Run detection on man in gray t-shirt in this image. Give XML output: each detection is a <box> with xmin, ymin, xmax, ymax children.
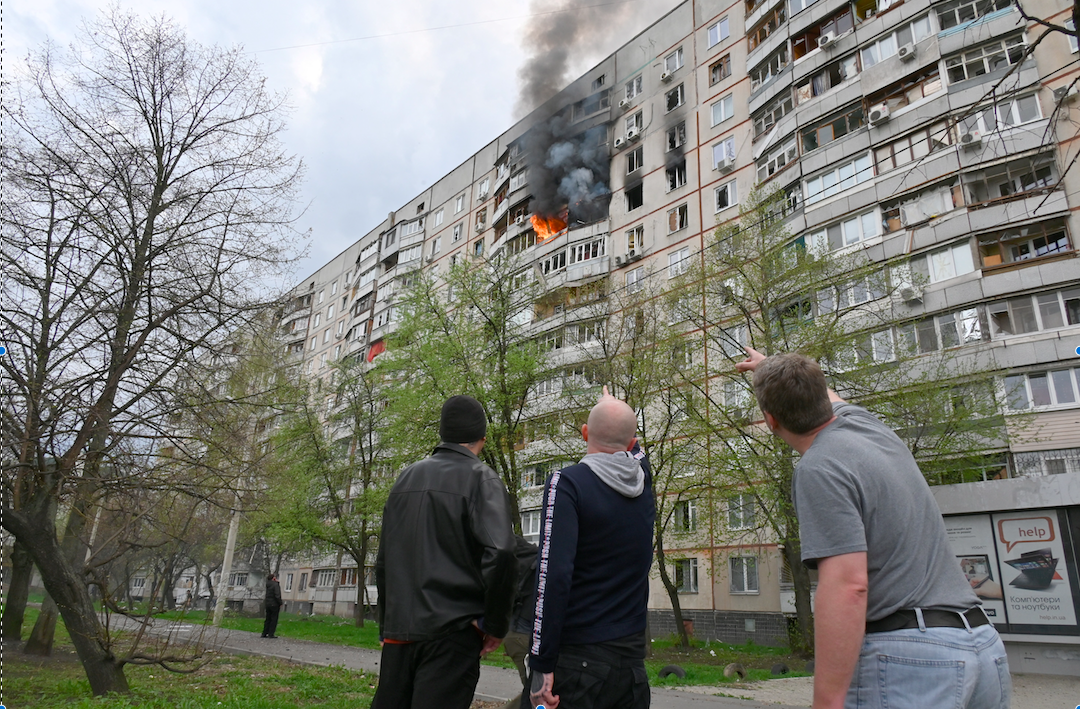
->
<box><xmin>738</xmin><ymin>348</ymin><xmax>1010</xmax><ymax>709</ymax></box>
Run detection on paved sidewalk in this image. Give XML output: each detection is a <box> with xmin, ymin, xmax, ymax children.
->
<box><xmin>152</xmin><ymin>620</ymin><xmax>791</xmax><ymax>709</ymax></box>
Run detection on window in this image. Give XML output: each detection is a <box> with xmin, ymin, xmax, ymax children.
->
<box><xmin>749</xmin><ymin>7</ymin><xmax>786</xmax><ymax>51</ymax></box>
<box><xmin>400</xmin><ymin>218</ymin><xmax>424</xmax><ymax>236</ymax></box>
<box><xmin>789</xmin><ymin>0</ymin><xmax>821</xmax><ymax>16</ymax></box>
<box><xmin>521</xmin><ymin>510</ymin><xmax>542</xmax><ymax>544</ymax></box>
<box><xmin>918</xmin><ymin>240</ymin><xmax>976</xmax><ymax>283</ymax></box>
<box><xmin>1068</xmin><ymin>19</ymin><xmax>1079</xmax><ymax>52</ymax></box>
<box><xmin>750</xmin><ymin>46</ymin><xmax>790</xmax><ymax>92</ymax></box>
<box><xmin>718</xmin><ymin>324</ymin><xmax>748</xmax><ymax>358</ymax></box>
<box><xmin>898</xmin><ymin>308</ymin><xmax>984</xmax><ymax>353</ymax></box>
<box><xmin>708</xmin><ymin>17</ymin><xmax>730</xmax><ymax>47</ymax></box>
<box><xmin>665</xmin><ymin>48</ymin><xmax>684</xmax><ymax>73</ymax></box>
<box><xmin>454</xmin><ymin>194</ymin><xmax>465</xmax><ymax>213</ymax></box>
<box><xmin>666</xmin><ymin>161</ymin><xmax>687</xmax><ymax>191</ymax></box>
<box><xmin>331</xmin><ymin>281</ymin><xmax>338</xmax><ymax>296</ymax></box>
<box><xmin>132</xmin><ymin>577</ymin><xmax>146</xmax><ymax>589</ymax></box>
<box><xmin>284</xmin><ymin>573</ymin><xmax>293</xmax><ymax>591</ymax></box>
<box><xmin>400</xmin><ymin>244</ymin><xmax>422</xmax><ymax>263</ymax></box>
<box><xmin>310</xmin><ymin>336</ymin><xmax>317</xmax><ymax>351</ymax></box>
<box><xmin>229</xmin><ymin>572</ymin><xmax>249</xmax><ymax>587</ymax></box>
<box><xmin>327</xmin><ymin>304</ymin><xmax>334</xmax><ymax>320</ymax></box>
<box><xmin>625</xmin><ymin>111</ymin><xmax>643</xmax><ymax>133</ymax></box>
<box><xmin>867</xmin><ymin>68</ymin><xmax>943</xmax><ymax>113</ymax></box>
<box><xmin>668</xmin><ymin>204</ymin><xmax>689</xmax><ymax>233</ymax></box>
<box><xmin>801</xmin><ymin>105</ymin><xmax>864</xmax><ymax>153</ymax></box>
<box><xmin>627</xmin><ymin>146</ymin><xmax>643</xmax><ymax>173</ymax></box>
<box><xmin>1006</xmin><ymin>367</ymin><xmax>1080</xmax><ymax>410</ymax></box>
<box><xmin>666</xmin><ymin>123</ymin><xmax>686</xmax><ymax>152</ymax></box>
<box><xmin>874</xmin><ymin>122</ymin><xmax>952</xmax><ymax>174</ymax></box>
<box><xmin>569</xmin><ymin>237</ymin><xmax>606</xmax><ymax>263</ymax></box>
<box><xmin>935</xmin><ymin>0</ymin><xmax>1013</xmax><ymax>30</ymax></box>
<box><xmin>510</xmin><ymin>171</ymin><xmax>528</xmax><ymax>191</ymax></box>
<box><xmin>318</xmin><ymin>290</ymin><xmax>325</xmax><ymax>304</ymax></box>
<box><xmin>313</xmin><ymin>313</ymin><xmax>321</xmax><ymax>328</ymax></box>
<box><xmin>711</xmin><ymin>94</ymin><xmax>735</xmax><ymax>126</ymax></box>
<box><xmin>796</xmin><ymin>55</ymin><xmax>858</xmax><ymax>104</ymax></box>
<box><xmin>673</xmin><ymin>499</ymin><xmax>698</xmax><ymax>532</ymax></box>
<box><xmin>571</xmin><ymin>88</ymin><xmax>613</xmax><ymax>120</ymax></box>
<box><xmin>431</xmin><ymin>236</ymin><xmax>442</xmax><ymax>255</ymax></box>
<box><xmin>568</xmin><ymin>321</ymin><xmax>602</xmax><ymax>344</ymax></box>
<box><xmin>793</xmin><ymin>8</ymin><xmax>854</xmax><ymax>59</ymax></box>
<box><xmin>730</xmin><ymin>556</ymin><xmax>759</xmax><ymax>593</ymax></box>
<box><xmin>674</xmin><ymin>558</ymin><xmax>699</xmax><ymax>593</ymax></box>
<box><xmin>337</xmin><ymin>320</ymin><xmax>345</xmax><ymax>335</ymax></box>
<box><xmin>804</xmin><ymin>153</ymin><xmax>873</xmax><ymax>204</ymax></box>
<box><xmin>753</xmin><ymin>91</ymin><xmax>795</xmax><ymax>137</ymax></box>
<box><xmin>715</xmin><ymin>180</ymin><xmax>738</xmax><ymax>212</ymax></box>
<box><xmin>323</xmin><ymin>329</ymin><xmax>331</xmax><ymax>344</ymax></box>
<box><xmin>313</xmin><ymin>569</ymin><xmax>335</xmax><ymax>587</ymax></box>
<box><xmin>668</xmin><ymin>247</ymin><xmax>690</xmax><ymax>277</ymax></box>
<box><xmin>478</xmin><ymin>178</ymin><xmax>490</xmax><ymax>199</ymax></box>
<box><xmin>299</xmin><ymin>572</ymin><xmax>308</xmax><ymax>591</ymax></box>
<box><xmin>946</xmin><ymin>35</ymin><xmax>1026</xmax><ymax>83</ymax></box>
<box><xmin>885</xmin><ymin>181</ymin><xmax>965</xmax><ymax>229</ymax></box>
<box><xmin>453</xmin><ymin>223</ymin><xmax>462</xmax><ymax>242</ymax></box>
<box><xmin>626</xmin><ymin>183</ymin><xmax>644</xmax><ymax>211</ymax></box>
<box><xmin>625</xmin><ymin>75</ymin><xmax>643</xmax><ymax>99</ymax></box>
<box><xmin>728</xmin><ymin>492</ymin><xmax>756</xmax><ymax>529</ymax></box>
<box><xmin>710</xmin><ymin>55</ymin><xmax>732</xmax><ymax>85</ymax></box>
<box><xmin>712</xmin><ymin>137</ymin><xmax>735</xmax><ymax>169</ymax></box>
<box><xmin>592</xmin><ymin>75</ymin><xmax>605</xmax><ymax>90</ymax></box>
<box><xmin>474</xmin><ymin>239</ymin><xmax>484</xmax><ymax>257</ymax></box>
<box><xmin>964</xmin><ymin>154</ymin><xmax>1054</xmax><ymax>204</ymax></box>
<box><xmin>959</xmin><ymin>94</ymin><xmax>1041</xmax><ymax>136</ymax></box>
<box><xmin>806</xmin><ymin>210</ymin><xmax>878</xmax><ymax>251</ymax></box>
<box><xmin>978</xmin><ymin>219</ymin><xmax>1071</xmax><ymax>267</ymax></box>
<box><xmin>360</xmin><ymin>241</ymin><xmax>378</xmax><ymax>262</ymax></box>
<box><xmin>541</xmin><ymin>250</ymin><xmax>567</xmax><ymax>274</ymax></box>
<box><xmin>861</xmin><ymin>16</ymin><xmax>933</xmax><ymax>69</ymax></box>
<box><xmin>665</xmin><ymin>84</ymin><xmax>685</xmax><ymax>112</ymax></box>
<box><xmin>989</xmin><ymin>288</ymin><xmax>1080</xmax><ymax>336</ymax></box>
<box><xmin>757</xmin><ymin>138</ymin><xmax>797</xmax><ymax>182</ymax></box>
<box><xmin>626</xmin><ymin>225</ymin><xmax>644</xmax><ymax>252</ymax></box>
<box><xmin>434</xmin><ymin>209</ymin><xmax>444</xmax><ymax>227</ymax></box>
<box><xmin>626</xmin><ymin>267</ymin><xmax>644</xmax><ymax>293</ymax></box>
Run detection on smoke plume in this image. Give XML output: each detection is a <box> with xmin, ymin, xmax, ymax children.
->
<box><xmin>524</xmin><ymin>115</ymin><xmax>611</xmax><ymax>224</ymax></box>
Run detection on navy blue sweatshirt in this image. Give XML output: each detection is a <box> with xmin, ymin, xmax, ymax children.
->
<box><xmin>529</xmin><ymin>449</ymin><xmax>655</xmax><ymax>673</ymax></box>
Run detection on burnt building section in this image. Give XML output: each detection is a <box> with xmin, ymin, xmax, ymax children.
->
<box><xmin>270</xmin><ymin>0</ymin><xmax>1079</xmax><ymax>674</ymax></box>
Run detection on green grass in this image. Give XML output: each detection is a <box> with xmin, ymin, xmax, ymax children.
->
<box><xmin>155</xmin><ymin>609</ymin><xmax>384</xmax><ymax>647</ymax></box>
<box><xmin>646</xmin><ymin>636</ymin><xmax>811</xmax><ymax>687</ymax></box>
<box><xmin>3</xmin><ymin>610</ymin><xmax>378</xmax><ymax>708</ymax></box>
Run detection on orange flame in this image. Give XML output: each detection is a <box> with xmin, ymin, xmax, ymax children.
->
<box><xmin>531</xmin><ymin>214</ymin><xmax>567</xmax><ymax>242</ymax></box>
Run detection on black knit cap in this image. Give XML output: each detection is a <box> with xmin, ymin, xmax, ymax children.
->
<box><xmin>439</xmin><ymin>395</ymin><xmax>488</xmax><ymax>444</ymax></box>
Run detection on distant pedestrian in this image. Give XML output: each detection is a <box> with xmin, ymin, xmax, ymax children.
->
<box><xmin>372</xmin><ymin>395</ymin><xmax>517</xmax><ymax>709</ymax></box>
<box><xmin>262</xmin><ymin>573</ymin><xmax>282</xmax><ymax>638</ymax></box>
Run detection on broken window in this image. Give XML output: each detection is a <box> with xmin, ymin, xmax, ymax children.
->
<box><xmin>805</xmin><ymin>210</ymin><xmax>878</xmax><ymax>251</ymax></box>
<box><xmin>568</xmin><ymin>237</ymin><xmax>606</xmax><ymax>263</ymax></box>
<box><xmin>964</xmin><ymin>153</ymin><xmax>1055</xmax><ymax>204</ymax></box>
<box><xmin>749</xmin><ymin>6</ymin><xmax>786</xmax><ymax>51</ymax></box>
<box><xmin>959</xmin><ymin>94</ymin><xmax>1041</xmax><ymax>135</ymax></box>
<box><xmin>946</xmin><ymin>34</ymin><xmax>1026</xmax><ymax>83</ymax></box>
<box><xmin>666</xmin><ymin>122</ymin><xmax>686</xmax><ymax>152</ymax></box>
<box><xmin>936</xmin><ymin>0</ymin><xmax>1013</xmax><ymax>31</ymax></box>
<box><xmin>911</xmin><ymin>239</ymin><xmax>975</xmax><ymax>283</ymax></box>
<box><xmin>625</xmin><ymin>111</ymin><xmax>643</xmax><ymax>133</ymax></box>
<box><xmin>861</xmin><ymin>15</ymin><xmax>933</xmax><ymax>68</ymax></box>
<box><xmin>665</xmin><ymin>84</ymin><xmax>685</xmax><ymax>112</ymax></box>
<box><xmin>715</xmin><ymin>180</ymin><xmax>738</xmax><ymax>212</ymax></box>
<box><xmin>874</xmin><ymin>121</ymin><xmax>953</xmax><ymax>173</ymax></box>
<box><xmin>795</xmin><ymin>54</ymin><xmax>858</xmax><ymax>104</ymax></box>
<box><xmin>977</xmin><ymin>219</ymin><xmax>1071</xmax><ymax>267</ymax></box>
<box><xmin>712</xmin><ymin>137</ymin><xmax>735</xmax><ymax>169</ymax></box>
<box><xmin>866</xmin><ymin>68</ymin><xmax>943</xmax><ymax>113</ymax></box>
<box><xmin>666</xmin><ymin>161</ymin><xmax>687</xmax><ymax>191</ymax></box>
<box><xmin>792</xmin><ymin>7</ymin><xmax>853</xmax><ymax>59</ymax></box>
<box><xmin>988</xmin><ymin>288</ymin><xmax>1080</xmax><ymax>336</ymax></box>
<box><xmin>801</xmin><ymin>104</ymin><xmax>864</xmax><ymax>153</ymax></box>
<box><xmin>626</xmin><ymin>225</ymin><xmax>644</xmax><ymax>252</ymax></box>
<box><xmin>757</xmin><ymin>138</ymin><xmax>798</xmax><ymax>183</ymax></box>
<box><xmin>626</xmin><ymin>183</ymin><xmax>644</xmax><ymax>211</ymax></box>
<box><xmin>710</xmin><ymin>55</ymin><xmax>732</xmax><ymax>85</ymax></box>
<box><xmin>625</xmin><ymin>75</ymin><xmax>643</xmax><ymax>99</ymax></box>
<box><xmin>804</xmin><ymin>153</ymin><xmax>873</xmax><ymax>204</ymax></box>
<box><xmin>665</xmin><ymin>48</ymin><xmax>684</xmax><ymax>73</ymax></box>
<box><xmin>668</xmin><ymin>204</ymin><xmax>689</xmax><ymax>233</ymax></box>
<box><xmin>752</xmin><ymin>91</ymin><xmax>794</xmax><ymax>138</ymax></box>
<box><xmin>750</xmin><ymin>45</ymin><xmax>790</xmax><ymax>92</ymax></box>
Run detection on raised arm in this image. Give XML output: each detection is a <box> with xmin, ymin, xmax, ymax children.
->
<box><xmin>735</xmin><ymin>347</ymin><xmax>845</xmax><ymax>403</ymax></box>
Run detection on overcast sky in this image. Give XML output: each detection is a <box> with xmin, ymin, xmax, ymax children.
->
<box><xmin>9</xmin><ymin>0</ymin><xmax>679</xmax><ymax>285</ymax></box>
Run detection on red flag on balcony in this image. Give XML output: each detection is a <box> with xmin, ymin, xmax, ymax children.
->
<box><xmin>367</xmin><ymin>340</ymin><xmax>386</xmax><ymax>362</ymax></box>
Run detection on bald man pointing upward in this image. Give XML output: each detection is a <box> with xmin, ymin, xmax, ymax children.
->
<box><xmin>529</xmin><ymin>388</ymin><xmax>656</xmax><ymax>709</ymax></box>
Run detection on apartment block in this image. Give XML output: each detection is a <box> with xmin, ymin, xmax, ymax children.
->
<box><xmin>273</xmin><ymin>0</ymin><xmax>1080</xmax><ymax>672</ymax></box>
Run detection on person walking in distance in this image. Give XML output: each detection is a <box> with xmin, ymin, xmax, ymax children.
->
<box><xmin>529</xmin><ymin>387</ymin><xmax>655</xmax><ymax>709</ymax></box>
<box><xmin>737</xmin><ymin>347</ymin><xmax>1010</xmax><ymax>709</ymax></box>
<box><xmin>372</xmin><ymin>395</ymin><xmax>518</xmax><ymax>709</ymax></box>
<box><xmin>262</xmin><ymin>573</ymin><xmax>282</xmax><ymax>638</ymax></box>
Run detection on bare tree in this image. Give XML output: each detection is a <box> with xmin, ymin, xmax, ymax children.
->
<box><xmin>1</xmin><ymin>9</ymin><xmax>303</xmax><ymax>695</ymax></box>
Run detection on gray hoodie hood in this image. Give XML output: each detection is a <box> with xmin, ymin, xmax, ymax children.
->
<box><xmin>581</xmin><ymin>451</ymin><xmax>645</xmax><ymax>498</ymax></box>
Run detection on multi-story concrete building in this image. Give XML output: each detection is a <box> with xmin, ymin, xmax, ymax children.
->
<box><xmin>270</xmin><ymin>0</ymin><xmax>1080</xmax><ymax>674</ymax></box>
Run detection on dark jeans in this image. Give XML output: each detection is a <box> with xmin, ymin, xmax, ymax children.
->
<box><xmin>262</xmin><ymin>606</ymin><xmax>279</xmax><ymax>637</ymax></box>
<box><xmin>550</xmin><ymin>642</ymin><xmax>650</xmax><ymax>709</ymax></box>
<box><xmin>371</xmin><ymin>626</ymin><xmax>483</xmax><ymax>709</ymax></box>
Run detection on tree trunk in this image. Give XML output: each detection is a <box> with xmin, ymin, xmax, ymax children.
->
<box><xmin>24</xmin><ymin>594</ymin><xmax>58</xmax><ymax>655</ymax></box>
<box><xmin>784</xmin><ymin>536</ymin><xmax>815</xmax><ymax>657</ymax></box>
<box><xmin>2</xmin><ymin>541</ymin><xmax>34</xmax><ymax>640</ymax></box>
<box><xmin>654</xmin><ymin>539</ymin><xmax>690</xmax><ymax>649</ymax></box>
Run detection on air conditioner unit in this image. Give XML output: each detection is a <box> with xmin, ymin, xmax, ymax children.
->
<box><xmin>515</xmin><ymin>215</ymin><xmax>525</xmax><ymax>225</ymax></box>
<box><xmin>714</xmin><ymin>156</ymin><xmax>733</xmax><ymax>172</ymax></box>
<box><xmin>818</xmin><ymin>32</ymin><xmax>837</xmax><ymax>49</ymax></box>
<box><xmin>959</xmin><ymin>130</ymin><xmax>982</xmax><ymax>148</ymax></box>
<box><xmin>626</xmin><ymin>127</ymin><xmax>641</xmax><ymax>141</ymax></box>
<box><xmin>619</xmin><ymin>97</ymin><xmax>632</xmax><ymax>110</ymax></box>
<box><xmin>613</xmin><ymin>136</ymin><xmax>625</xmax><ymax>149</ymax></box>
<box><xmin>614</xmin><ymin>255</ymin><xmax>624</xmax><ymax>266</ymax></box>
<box><xmin>629</xmin><ymin>250</ymin><xmax>643</xmax><ymax>262</ymax></box>
<box><xmin>1054</xmin><ymin>85</ymin><xmax>1079</xmax><ymax>103</ymax></box>
<box><xmin>899</xmin><ymin>285</ymin><xmax>923</xmax><ymax>303</ymax></box>
<box><xmin>897</xmin><ymin>43</ymin><xmax>916</xmax><ymax>62</ymax></box>
<box><xmin>868</xmin><ymin>104</ymin><xmax>890</xmax><ymax>125</ymax></box>
<box><xmin>661</xmin><ymin>70</ymin><xmax>673</xmax><ymax>83</ymax></box>
<box><xmin>475</xmin><ymin>223</ymin><xmax>484</xmax><ymax>233</ymax></box>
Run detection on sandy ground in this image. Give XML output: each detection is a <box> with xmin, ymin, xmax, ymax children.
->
<box><xmin>675</xmin><ymin>673</ymin><xmax>1080</xmax><ymax>708</ymax></box>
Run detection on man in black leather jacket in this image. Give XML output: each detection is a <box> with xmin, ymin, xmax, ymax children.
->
<box><xmin>372</xmin><ymin>395</ymin><xmax>517</xmax><ymax>709</ymax></box>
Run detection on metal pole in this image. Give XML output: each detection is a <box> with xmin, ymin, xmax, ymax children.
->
<box><xmin>212</xmin><ymin>507</ymin><xmax>241</xmax><ymax>627</ymax></box>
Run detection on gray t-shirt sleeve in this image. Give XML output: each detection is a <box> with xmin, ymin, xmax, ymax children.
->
<box><xmin>795</xmin><ymin>455</ymin><xmax>868</xmax><ymax>568</ymax></box>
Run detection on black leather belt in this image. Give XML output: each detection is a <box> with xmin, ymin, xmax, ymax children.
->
<box><xmin>865</xmin><ymin>607</ymin><xmax>990</xmax><ymax>634</ymax></box>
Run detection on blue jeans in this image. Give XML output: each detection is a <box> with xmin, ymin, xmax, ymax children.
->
<box><xmin>846</xmin><ymin>624</ymin><xmax>1011</xmax><ymax>709</ymax></box>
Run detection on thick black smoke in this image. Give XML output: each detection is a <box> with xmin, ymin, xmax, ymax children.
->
<box><xmin>524</xmin><ymin>115</ymin><xmax>611</xmax><ymax>224</ymax></box>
